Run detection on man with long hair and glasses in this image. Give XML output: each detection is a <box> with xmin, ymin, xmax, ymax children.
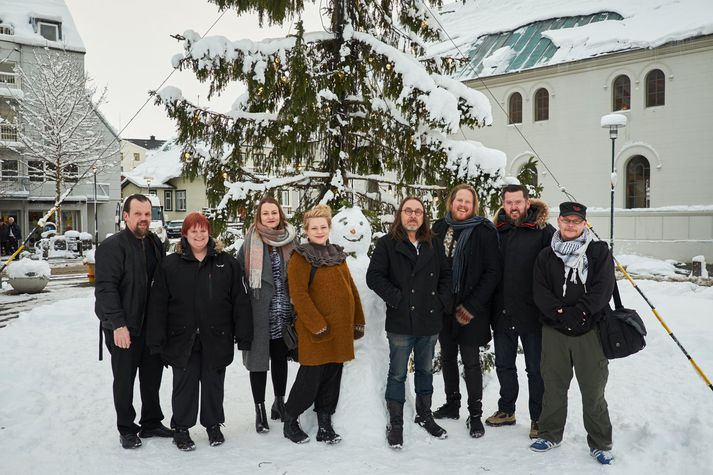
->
<box><xmin>367</xmin><ymin>196</ymin><xmax>452</xmax><ymax>449</ymax></box>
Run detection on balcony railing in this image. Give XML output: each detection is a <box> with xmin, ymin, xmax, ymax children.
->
<box><xmin>0</xmin><ymin>71</ymin><xmax>18</xmax><ymax>86</ymax></box>
<box><xmin>0</xmin><ymin>123</ymin><xmax>18</xmax><ymax>141</ymax></box>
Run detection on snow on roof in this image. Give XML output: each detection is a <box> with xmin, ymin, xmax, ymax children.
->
<box><xmin>0</xmin><ymin>0</ymin><xmax>85</xmax><ymax>53</ymax></box>
<box><xmin>434</xmin><ymin>0</ymin><xmax>713</xmax><ymax>80</ymax></box>
<box><xmin>124</xmin><ymin>140</ymin><xmax>185</xmax><ymax>188</ymax></box>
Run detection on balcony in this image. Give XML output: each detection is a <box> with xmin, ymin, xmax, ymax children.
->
<box><xmin>0</xmin><ymin>72</ymin><xmax>22</xmax><ymax>99</ymax></box>
<box><xmin>1</xmin><ymin>123</ymin><xmax>18</xmax><ymax>141</ymax></box>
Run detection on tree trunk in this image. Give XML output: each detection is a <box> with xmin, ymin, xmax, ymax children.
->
<box><xmin>55</xmin><ymin>162</ymin><xmax>63</xmax><ymax>232</ymax></box>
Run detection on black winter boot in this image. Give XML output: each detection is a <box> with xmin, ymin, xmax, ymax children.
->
<box><xmin>316</xmin><ymin>412</ymin><xmax>342</xmax><ymax>444</ymax></box>
<box><xmin>173</xmin><ymin>428</ymin><xmax>196</xmax><ymax>451</ymax></box>
<box><xmin>283</xmin><ymin>413</ymin><xmax>310</xmax><ymax>444</ymax></box>
<box><xmin>433</xmin><ymin>393</ymin><xmax>461</xmax><ymax>420</ymax></box>
<box><xmin>467</xmin><ymin>416</ymin><xmax>485</xmax><ymax>438</ymax></box>
<box><xmin>255</xmin><ymin>402</ymin><xmax>270</xmax><ymax>433</ymax></box>
<box><xmin>415</xmin><ymin>394</ymin><xmax>448</xmax><ymax>439</ymax></box>
<box><xmin>386</xmin><ymin>400</ymin><xmax>404</xmax><ymax>449</ymax></box>
<box><xmin>271</xmin><ymin>396</ymin><xmax>286</xmax><ymax>421</ymax></box>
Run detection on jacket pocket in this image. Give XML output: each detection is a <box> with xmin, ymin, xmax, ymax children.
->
<box><xmin>210</xmin><ymin>325</ymin><xmax>233</xmax><ymax>338</ymax></box>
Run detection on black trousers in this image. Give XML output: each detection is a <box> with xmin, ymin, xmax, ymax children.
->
<box><xmin>171</xmin><ymin>338</ymin><xmax>226</xmax><ymax>429</ymax></box>
<box><xmin>103</xmin><ymin>329</ymin><xmax>165</xmax><ymax>435</ymax></box>
<box><xmin>285</xmin><ymin>363</ymin><xmax>343</xmax><ymax>417</ymax></box>
<box><xmin>249</xmin><ymin>338</ymin><xmax>289</xmax><ymax>403</ymax></box>
<box><xmin>439</xmin><ymin>329</ymin><xmax>483</xmax><ymax>417</ymax></box>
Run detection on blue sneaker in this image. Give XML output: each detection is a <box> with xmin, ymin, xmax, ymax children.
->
<box><xmin>591</xmin><ymin>448</ymin><xmax>614</xmax><ymax>465</ymax></box>
<box><xmin>529</xmin><ymin>438</ymin><xmax>561</xmax><ymax>452</ymax></box>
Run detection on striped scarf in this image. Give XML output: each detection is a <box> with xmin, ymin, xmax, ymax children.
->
<box><xmin>443</xmin><ymin>212</ymin><xmax>493</xmax><ymax>295</ymax></box>
<box><xmin>244</xmin><ymin>222</ymin><xmax>297</xmax><ymax>296</ymax></box>
<box><xmin>551</xmin><ymin>227</ymin><xmax>593</xmax><ymax>297</ymax></box>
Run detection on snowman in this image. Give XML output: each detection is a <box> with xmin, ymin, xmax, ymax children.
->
<box><xmin>328</xmin><ymin>207</ymin><xmax>392</xmax><ymax>443</ymax></box>
<box><xmin>330</xmin><ymin>206</ymin><xmax>372</xmax><ymax>258</ymax></box>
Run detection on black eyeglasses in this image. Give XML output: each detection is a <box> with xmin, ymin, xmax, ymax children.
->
<box><xmin>402</xmin><ymin>208</ymin><xmax>424</xmax><ymax>217</ymax></box>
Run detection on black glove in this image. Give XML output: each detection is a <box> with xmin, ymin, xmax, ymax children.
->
<box><xmin>559</xmin><ymin>306</ymin><xmax>588</xmax><ymax>329</ymax></box>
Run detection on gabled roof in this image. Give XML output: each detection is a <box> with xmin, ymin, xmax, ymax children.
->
<box><xmin>434</xmin><ymin>0</ymin><xmax>713</xmax><ymax>80</ymax></box>
<box><xmin>0</xmin><ymin>0</ymin><xmax>85</xmax><ymax>53</ymax></box>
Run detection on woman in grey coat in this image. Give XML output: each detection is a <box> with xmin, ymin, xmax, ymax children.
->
<box><xmin>238</xmin><ymin>195</ymin><xmax>298</xmax><ymax>434</ymax></box>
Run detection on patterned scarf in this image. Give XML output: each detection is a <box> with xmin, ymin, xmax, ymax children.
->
<box><xmin>551</xmin><ymin>227</ymin><xmax>593</xmax><ymax>297</ymax></box>
<box><xmin>292</xmin><ymin>242</ymin><xmax>347</xmax><ymax>267</ymax></box>
<box><xmin>443</xmin><ymin>212</ymin><xmax>493</xmax><ymax>295</ymax></box>
<box><xmin>244</xmin><ymin>222</ymin><xmax>297</xmax><ymax>295</ymax></box>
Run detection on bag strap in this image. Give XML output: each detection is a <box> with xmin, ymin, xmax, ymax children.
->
<box><xmin>612</xmin><ymin>279</ymin><xmax>624</xmax><ymax>310</ymax></box>
<box><xmin>308</xmin><ymin>265</ymin><xmax>318</xmax><ymax>288</ymax></box>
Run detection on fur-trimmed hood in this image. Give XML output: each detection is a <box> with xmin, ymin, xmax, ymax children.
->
<box><xmin>492</xmin><ymin>198</ymin><xmax>550</xmax><ymax>229</ymax></box>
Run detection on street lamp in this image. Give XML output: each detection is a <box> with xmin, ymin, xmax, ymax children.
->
<box><xmin>600</xmin><ymin>113</ymin><xmax>627</xmax><ymax>255</ymax></box>
<box><xmin>92</xmin><ymin>163</ymin><xmax>98</xmax><ymax>247</ymax></box>
<box><xmin>144</xmin><ymin>176</ymin><xmax>153</xmax><ymax>196</ymax></box>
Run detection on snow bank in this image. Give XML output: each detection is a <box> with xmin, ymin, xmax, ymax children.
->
<box><xmin>1</xmin><ymin>277</ymin><xmax>713</xmax><ymax>473</ymax></box>
<box><xmin>6</xmin><ymin>257</ymin><xmax>51</xmax><ymax>279</ymax></box>
<box><xmin>617</xmin><ymin>254</ymin><xmax>679</xmax><ymax>277</ymax></box>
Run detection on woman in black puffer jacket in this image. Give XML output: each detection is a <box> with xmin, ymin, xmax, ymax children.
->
<box><xmin>147</xmin><ymin>212</ymin><xmax>252</xmax><ymax>451</ymax></box>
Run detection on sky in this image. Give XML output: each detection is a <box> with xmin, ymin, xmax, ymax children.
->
<box><xmin>63</xmin><ymin>0</ymin><xmax>325</xmax><ymax>141</ymax></box>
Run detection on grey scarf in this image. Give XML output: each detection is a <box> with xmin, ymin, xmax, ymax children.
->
<box><xmin>551</xmin><ymin>227</ymin><xmax>593</xmax><ymax>297</ymax></box>
<box><xmin>292</xmin><ymin>242</ymin><xmax>347</xmax><ymax>267</ymax></box>
<box><xmin>443</xmin><ymin>212</ymin><xmax>493</xmax><ymax>295</ymax></box>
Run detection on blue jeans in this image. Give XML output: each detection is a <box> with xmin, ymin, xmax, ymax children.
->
<box><xmin>385</xmin><ymin>333</ymin><xmax>438</xmax><ymax>403</ymax></box>
<box><xmin>493</xmin><ymin>327</ymin><xmax>544</xmax><ymax>421</ymax></box>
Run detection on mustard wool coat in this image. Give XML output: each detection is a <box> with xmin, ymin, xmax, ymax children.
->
<box><xmin>288</xmin><ymin>253</ymin><xmax>365</xmax><ymax>366</ymax></box>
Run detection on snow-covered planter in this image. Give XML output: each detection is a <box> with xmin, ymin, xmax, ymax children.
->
<box><xmin>7</xmin><ymin>258</ymin><xmax>51</xmax><ymax>294</ymax></box>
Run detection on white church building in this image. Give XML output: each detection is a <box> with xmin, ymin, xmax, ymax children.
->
<box><xmin>438</xmin><ymin>0</ymin><xmax>713</xmax><ymax>261</ymax></box>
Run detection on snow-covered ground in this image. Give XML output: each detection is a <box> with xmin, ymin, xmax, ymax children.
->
<box><xmin>1</xmin><ymin>263</ymin><xmax>712</xmax><ymax>474</ymax></box>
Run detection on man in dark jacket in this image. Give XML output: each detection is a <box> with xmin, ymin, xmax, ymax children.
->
<box><xmin>95</xmin><ymin>194</ymin><xmax>172</xmax><ymax>449</ymax></box>
<box><xmin>430</xmin><ymin>183</ymin><xmax>501</xmax><ymax>438</ymax></box>
<box><xmin>0</xmin><ymin>218</ymin><xmax>8</xmax><ymax>255</ymax></box>
<box><xmin>366</xmin><ymin>196</ymin><xmax>452</xmax><ymax>449</ymax></box>
<box><xmin>147</xmin><ymin>212</ymin><xmax>252</xmax><ymax>450</ymax></box>
<box><xmin>486</xmin><ymin>185</ymin><xmax>555</xmax><ymax>439</ymax></box>
<box><xmin>529</xmin><ymin>202</ymin><xmax>616</xmax><ymax>466</ymax></box>
<box><xmin>6</xmin><ymin>217</ymin><xmax>21</xmax><ymax>254</ymax></box>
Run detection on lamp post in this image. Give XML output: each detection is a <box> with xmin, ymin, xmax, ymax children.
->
<box><xmin>144</xmin><ymin>176</ymin><xmax>153</xmax><ymax>196</ymax></box>
<box><xmin>600</xmin><ymin>113</ymin><xmax>627</xmax><ymax>255</ymax></box>
<box><xmin>92</xmin><ymin>163</ymin><xmax>98</xmax><ymax>247</ymax></box>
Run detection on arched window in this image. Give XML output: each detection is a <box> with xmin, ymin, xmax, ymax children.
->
<box><xmin>645</xmin><ymin>69</ymin><xmax>665</xmax><ymax>107</ymax></box>
<box><xmin>508</xmin><ymin>92</ymin><xmax>522</xmax><ymax>124</ymax></box>
<box><xmin>626</xmin><ymin>155</ymin><xmax>650</xmax><ymax>208</ymax></box>
<box><xmin>534</xmin><ymin>88</ymin><xmax>549</xmax><ymax>121</ymax></box>
<box><xmin>612</xmin><ymin>75</ymin><xmax>630</xmax><ymax>111</ymax></box>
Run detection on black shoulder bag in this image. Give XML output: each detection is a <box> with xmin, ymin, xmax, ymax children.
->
<box><xmin>283</xmin><ymin>265</ymin><xmax>318</xmax><ymax>353</ymax></box>
<box><xmin>598</xmin><ymin>280</ymin><xmax>647</xmax><ymax>359</ymax></box>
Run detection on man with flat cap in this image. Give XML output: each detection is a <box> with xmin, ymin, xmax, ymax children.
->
<box><xmin>529</xmin><ymin>202</ymin><xmax>616</xmax><ymax>466</ymax></box>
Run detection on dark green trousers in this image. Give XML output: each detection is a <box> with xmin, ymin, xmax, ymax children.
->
<box><xmin>539</xmin><ymin>325</ymin><xmax>613</xmax><ymax>450</ymax></box>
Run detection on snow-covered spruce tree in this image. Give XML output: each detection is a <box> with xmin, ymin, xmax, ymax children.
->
<box><xmin>9</xmin><ymin>49</ymin><xmax>107</xmax><ymax>230</ymax></box>
<box><xmin>156</xmin><ymin>0</ymin><xmax>505</xmax><ymax>228</ymax></box>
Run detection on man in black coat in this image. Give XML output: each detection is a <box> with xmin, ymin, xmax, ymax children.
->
<box><xmin>529</xmin><ymin>202</ymin><xmax>616</xmax><ymax>466</ymax></box>
<box><xmin>0</xmin><ymin>218</ymin><xmax>8</xmax><ymax>255</ymax></box>
<box><xmin>147</xmin><ymin>214</ymin><xmax>252</xmax><ymax>450</ymax></box>
<box><xmin>430</xmin><ymin>184</ymin><xmax>501</xmax><ymax>438</ymax></box>
<box><xmin>486</xmin><ymin>185</ymin><xmax>555</xmax><ymax>439</ymax></box>
<box><xmin>95</xmin><ymin>194</ymin><xmax>172</xmax><ymax>449</ymax></box>
<box><xmin>366</xmin><ymin>196</ymin><xmax>452</xmax><ymax>449</ymax></box>
<box><xmin>6</xmin><ymin>217</ymin><xmax>21</xmax><ymax>254</ymax></box>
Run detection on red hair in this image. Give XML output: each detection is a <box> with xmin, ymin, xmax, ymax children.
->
<box><xmin>181</xmin><ymin>212</ymin><xmax>211</xmax><ymax>236</ymax></box>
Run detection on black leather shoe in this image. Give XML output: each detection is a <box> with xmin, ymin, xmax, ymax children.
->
<box><xmin>120</xmin><ymin>433</ymin><xmax>142</xmax><ymax>449</ymax></box>
<box><xmin>139</xmin><ymin>424</ymin><xmax>174</xmax><ymax>438</ymax></box>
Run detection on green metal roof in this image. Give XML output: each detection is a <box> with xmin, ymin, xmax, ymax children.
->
<box><xmin>455</xmin><ymin>11</ymin><xmax>623</xmax><ymax>80</ymax></box>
